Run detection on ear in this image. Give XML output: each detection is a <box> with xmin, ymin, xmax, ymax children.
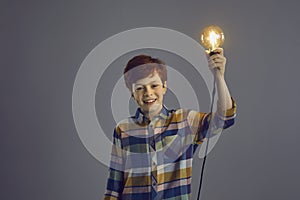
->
<box><xmin>162</xmin><ymin>81</ymin><xmax>167</xmax><ymax>94</ymax></box>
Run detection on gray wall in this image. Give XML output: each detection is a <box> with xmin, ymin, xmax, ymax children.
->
<box><xmin>1</xmin><ymin>0</ymin><xmax>300</xmax><ymax>199</ymax></box>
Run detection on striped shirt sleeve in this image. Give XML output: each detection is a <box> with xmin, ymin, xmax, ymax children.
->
<box><xmin>103</xmin><ymin>127</ymin><xmax>125</xmax><ymax>200</ymax></box>
<box><xmin>189</xmin><ymin>97</ymin><xmax>237</xmax><ymax>144</ymax></box>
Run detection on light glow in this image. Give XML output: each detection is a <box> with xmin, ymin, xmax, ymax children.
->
<box><xmin>200</xmin><ymin>25</ymin><xmax>225</xmax><ymax>51</ymax></box>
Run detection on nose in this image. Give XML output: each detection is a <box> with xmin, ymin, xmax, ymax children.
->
<box><xmin>144</xmin><ymin>85</ymin><xmax>154</xmax><ymax>96</ymax></box>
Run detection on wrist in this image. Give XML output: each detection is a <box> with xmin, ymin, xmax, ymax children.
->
<box><xmin>214</xmin><ymin>70</ymin><xmax>225</xmax><ymax>80</ymax></box>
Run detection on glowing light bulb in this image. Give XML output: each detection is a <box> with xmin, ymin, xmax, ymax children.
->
<box><xmin>200</xmin><ymin>25</ymin><xmax>225</xmax><ymax>51</ymax></box>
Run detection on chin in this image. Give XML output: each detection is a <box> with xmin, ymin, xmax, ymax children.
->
<box><xmin>149</xmin><ymin>104</ymin><xmax>162</xmax><ymax>111</ymax></box>
<box><xmin>143</xmin><ymin>104</ymin><xmax>161</xmax><ymax>112</ymax></box>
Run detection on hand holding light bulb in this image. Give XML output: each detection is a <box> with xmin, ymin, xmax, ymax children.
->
<box><xmin>200</xmin><ymin>25</ymin><xmax>226</xmax><ymax>78</ymax></box>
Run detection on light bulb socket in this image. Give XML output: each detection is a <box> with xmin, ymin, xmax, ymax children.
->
<box><xmin>209</xmin><ymin>51</ymin><xmax>219</xmax><ymax>56</ymax></box>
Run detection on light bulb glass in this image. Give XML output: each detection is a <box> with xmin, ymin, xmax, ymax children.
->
<box><xmin>200</xmin><ymin>25</ymin><xmax>225</xmax><ymax>51</ymax></box>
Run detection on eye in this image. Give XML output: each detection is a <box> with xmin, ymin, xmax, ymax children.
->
<box><xmin>151</xmin><ymin>84</ymin><xmax>159</xmax><ymax>88</ymax></box>
<box><xmin>135</xmin><ymin>87</ymin><xmax>144</xmax><ymax>91</ymax></box>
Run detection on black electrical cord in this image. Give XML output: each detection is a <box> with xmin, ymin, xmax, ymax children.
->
<box><xmin>196</xmin><ymin>69</ymin><xmax>217</xmax><ymax>200</ymax></box>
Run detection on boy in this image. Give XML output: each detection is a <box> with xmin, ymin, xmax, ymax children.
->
<box><xmin>104</xmin><ymin>48</ymin><xmax>236</xmax><ymax>200</ymax></box>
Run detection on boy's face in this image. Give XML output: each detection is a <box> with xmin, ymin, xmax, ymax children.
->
<box><xmin>132</xmin><ymin>72</ymin><xmax>167</xmax><ymax>117</ymax></box>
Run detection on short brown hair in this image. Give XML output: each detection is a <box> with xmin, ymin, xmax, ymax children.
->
<box><xmin>123</xmin><ymin>55</ymin><xmax>167</xmax><ymax>90</ymax></box>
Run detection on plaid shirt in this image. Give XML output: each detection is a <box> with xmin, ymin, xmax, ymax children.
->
<box><xmin>104</xmin><ymin>98</ymin><xmax>236</xmax><ymax>200</ymax></box>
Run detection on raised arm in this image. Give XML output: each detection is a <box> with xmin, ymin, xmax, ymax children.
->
<box><xmin>206</xmin><ymin>48</ymin><xmax>233</xmax><ymax>115</ymax></box>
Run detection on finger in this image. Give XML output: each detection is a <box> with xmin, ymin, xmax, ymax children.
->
<box><xmin>208</xmin><ymin>55</ymin><xmax>226</xmax><ymax>63</ymax></box>
<box><xmin>208</xmin><ymin>64</ymin><xmax>221</xmax><ymax>72</ymax></box>
<box><xmin>211</xmin><ymin>58</ymin><xmax>226</xmax><ymax>63</ymax></box>
<box><xmin>208</xmin><ymin>58</ymin><xmax>215</xmax><ymax>66</ymax></box>
<box><xmin>209</xmin><ymin>52</ymin><xmax>225</xmax><ymax>59</ymax></box>
<box><xmin>208</xmin><ymin>59</ymin><xmax>224</xmax><ymax>68</ymax></box>
<box><xmin>208</xmin><ymin>60</ymin><xmax>218</xmax><ymax>68</ymax></box>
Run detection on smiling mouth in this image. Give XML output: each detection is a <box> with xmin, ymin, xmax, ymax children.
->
<box><xmin>143</xmin><ymin>99</ymin><xmax>157</xmax><ymax>105</ymax></box>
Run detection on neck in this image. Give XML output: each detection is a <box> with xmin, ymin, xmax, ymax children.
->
<box><xmin>142</xmin><ymin>105</ymin><xmax>163</xmax><ymax>121</ymax></box>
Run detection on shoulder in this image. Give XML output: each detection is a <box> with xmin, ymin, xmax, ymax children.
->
<box><xmin>168</xmin><ymin>108</ymin><xmax>192</xmax><ymax>121</ymax></box>
<box><xmin>170</xmin><ymin>108</ymin><xmax>208</xmax><ymax>123</ymax></box>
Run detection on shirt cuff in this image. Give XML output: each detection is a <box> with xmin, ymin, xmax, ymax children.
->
<box><xmin>217</xmin><ymin>97</ymin><xmax>236</xmax><ymax>118</ymax></box>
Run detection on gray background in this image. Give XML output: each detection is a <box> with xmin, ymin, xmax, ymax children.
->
<box><xmin>1</xmin><ymin>0</ymin><xmax>300</xmax><ymax>199</ymax></box>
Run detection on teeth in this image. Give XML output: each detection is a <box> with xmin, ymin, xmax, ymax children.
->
<box><xmin>144</xmin><ymin>99</ymin><xmax>155</xmax><ymax>103</ymax></box>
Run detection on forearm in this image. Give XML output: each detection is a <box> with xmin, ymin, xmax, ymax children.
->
<box><xmin>215</xmin><ymin>71</ymin><xmax>232</xmax><ymax>115</ymax></box>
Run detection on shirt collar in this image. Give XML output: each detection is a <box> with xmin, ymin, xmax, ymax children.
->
<box><xmin>134</xmin><ymin>105</ymin><xmax>170</xmax><ymax>124</ymax></box>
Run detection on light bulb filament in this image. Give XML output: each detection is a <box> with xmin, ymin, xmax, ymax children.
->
<box><xmin>209</xmin><ymin>31</ymin><xmax>220</xmax><ymax>50</ymax></box>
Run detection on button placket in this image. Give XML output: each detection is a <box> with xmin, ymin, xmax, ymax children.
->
<box><xmin>148</xmin><ymin>121</ymin><xmax>158</xmax><ymax>192</ymax></box>
<box><xmin>152</xmin><ymin>177</ymin><xmax>157</xmax><ymax>186</ymax></box>
<box><xmin>148</xmin><ymin>123</ymin><xmax>155</xmax><ymax>150</ymax></box>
